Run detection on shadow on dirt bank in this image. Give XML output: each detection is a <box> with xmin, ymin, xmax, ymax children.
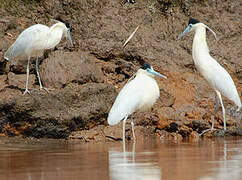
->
<box><xmin>0</xmin><ymin>0</ymin><xmax>241</xmax><ymax>140</ymax></box>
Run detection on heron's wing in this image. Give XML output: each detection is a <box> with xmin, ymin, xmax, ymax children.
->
<box><xmin>204</xmin><ymin>56</ymin><xmax>241</xmax><ymax>108</ymax></box>
<box><xmin>4</xmin><ymin>24</ymin><xmax>49</xmax><ymax>60</ymax></box>
<box><xmin>108</xmin><ymin>76</ymin><xmax>145</xmax><ymax>125</ymax></box>
<box><xmin>213</xmin><ymin>66</ymin><xmax>241</xmax><ymax>108</ymax></box>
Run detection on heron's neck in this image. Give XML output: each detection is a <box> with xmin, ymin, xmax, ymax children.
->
<box><xmin>192</xmin><ymin>26</ymin><xmax>209</xmax><ymax>58</ymax></box>
<box><xmin>136</xmin><ymin>69</ymin><xmax>155</xmax><ymax>78</ymax></box>
<box><xmin>136</xmin><ymin>69</ymin><xmax>145</xmax><ymax>77</ymax></box>
<box><xmin>45</xmin><ymin>25</ymin><xmax>64</xmax><ymax>49</ymax></box>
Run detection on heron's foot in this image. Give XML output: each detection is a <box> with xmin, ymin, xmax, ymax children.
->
<box><xmin>212</xmin><ymin>129</ymin><xmax>226</xmax><ymax>137</ymax></box>
<box><xmin>40</xmin><ymin>87</ymin><xmax>49</xmax><ymax>93</ymax></box>
<box><xmin>199</xmin><ymin>129</ymin><xmax>211</xmax><ymax>136</ymax></box>
<box><xmin>23</xmin><ymin>89</ymin><xmax>31</xmax><ymax>95</ymax></box>
<box><xmin>199</xmin><ymin>127</ymin><xmax>224</xmax><ymax>136</ymax></box>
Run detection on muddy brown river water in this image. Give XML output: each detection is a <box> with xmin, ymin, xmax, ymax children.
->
<box><xmin>0</xmin><ymin>137</ymin><xmax>241</xmax><ymax>180</ymax></box>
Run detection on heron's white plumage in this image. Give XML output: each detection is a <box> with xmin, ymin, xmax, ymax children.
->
<box><xmin>4</xmin><ymin>21</ymin><xmax>72</xmax><ymax>95</ymax></box>
<box><xmin>4</xmin><ymin>22</ymin><xmax>68</xmax><ymax>60</ymax></box>
<box><xmin>108</xmin><ymin>69</ymin><xmax>160</xmax><ymax>126</ymax></box>
<box><xmin>192</xmin><ymin>24</ymin><xmax>241</xmax><ymax>109</ymax></box>
<box><xmin>179</xmin><ymin>19</ymin><xmax>241</xmax><ymax>133</ymax></box>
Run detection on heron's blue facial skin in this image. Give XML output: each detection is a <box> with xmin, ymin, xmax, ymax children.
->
<box><xmin>67</xmin><ymin>28</ymin><xmax>73</xmax><ymax>47</ymax></box>
<box><xmin>178</xmin><ymin>24</ymin><xmax>192</xmax><ymax>39</ymax></box>
<box><xmin>147</xmin><ymin>68</ymin><xmax>167</xmax><ymax>79</ymax></box>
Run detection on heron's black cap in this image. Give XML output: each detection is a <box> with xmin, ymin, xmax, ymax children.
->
<box><xmin>188</xmin><ymin>18</ymin><xmax>200</xmax><ymax>25</ymax></box>
<box><xmin>55</xmin><ymin>16</ymin><xmax>70</xmax><ymax>28</ymax></box>
<box><xmin>141</xmin><ymin>62</ymin><xmax>152</xmax><ymax>70</ymax></box>
<box><xmin>65</xmin><ymin>22</ymin><xmax>70</xmax><ymax>29</ymax></box>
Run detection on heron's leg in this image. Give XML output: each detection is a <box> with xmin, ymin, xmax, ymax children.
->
<box><xmin>132</xmin><ymin>141</ymin><xmax>136</xmax><ymax>161</ymax></box>
<box><xmin>123</xmin><ymin>116</ymin><xmax>128</xmax><ymax>145</ymax></box>
<box><xmin>212</xmin><ymin>92</ymin><xmax>219</xmax><ymax>130</ymax></box>
<box><xmin>23</xmin><ymin>57</ymin><xmax>31</xmax><ymax>95</ymax></box>
<box><xmin>216</xmin><ymin>91</ymin><xmax>226</xmax><ymax>131</ymax></box>
<box><xmin>130</xmin><ymin>117</ymin><xmax>136</xmax><ymax>142</ymax></box>
<box><xmin>35</xmin><ymin>56</ymin><xmax>42</xmax><ymax>89</ymax></box>
<box><xmin>35</xmin><ymin>56</ymin><xmax>49</xmax><ymax>93</ymax></box>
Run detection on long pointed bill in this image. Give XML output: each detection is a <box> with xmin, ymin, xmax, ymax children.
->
<box><xmin>205</xmin><ymin>25</ymin><xmax>218</xmax><ymax>40</ymax></box>
<box><xmin>148</xmin><ymin>69</ymin><xmax>167</xmax><ymax>79</ymax></box>
<box><xmin>67</xmin><ymin>28</ymin><xmax>73</xmax><ymax>47</ymax></box>
<box><xmin>178</xmin><ymin>25</ymin><xmax>192</xmax><ymax>39</ymax></box>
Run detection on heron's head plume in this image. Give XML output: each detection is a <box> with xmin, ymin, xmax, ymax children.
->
<box><xmin>178</xmin><ymin>18</ymin><xmax>218</xmax><ymax>40</ymax></box>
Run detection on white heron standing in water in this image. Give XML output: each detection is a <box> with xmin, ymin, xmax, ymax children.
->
<box><xmin>178</xmin><ymin>18</ymin><xmax>241</xmax><ymax>135</ymax></box>
<box><xmin>4</xmin><ymin>21</ymin><xmax>73</xmax><ymax>95</ymax></box>
<box><xmin>108</xmin><ymin>63</ymin><xmax>167</xmax><ymax>143</ymax></box>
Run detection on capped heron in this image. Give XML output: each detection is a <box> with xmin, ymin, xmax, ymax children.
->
<box><xmin>108</xmin><ymin>63</ymin><xmax>167</xmax><ymax>143</ymax></box>
<box><xmin>178</xmin><ymin>18</ymin><xmax>241</xmax><ymax>135</ymax></box>
<box><xmin>4</xmin><ymin>21</ymin><xmax>73</xmax><ymax>95</ymax></box>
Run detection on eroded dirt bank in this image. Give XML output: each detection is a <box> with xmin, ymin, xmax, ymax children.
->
<box><xmin>0</xmin><ymin>0</ymin><xmax>241</xmax><ymax>141</ymax></box>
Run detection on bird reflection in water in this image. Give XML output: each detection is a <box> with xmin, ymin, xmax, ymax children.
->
<box><xmin>109</xmin><ymin>142</ymin><xmax>162</xmax><ymax>180</ymax></box>
<box><xmin>199</xmin><ymin>140</ymin><xmax>242</xmax><ymax>180</ymax></box>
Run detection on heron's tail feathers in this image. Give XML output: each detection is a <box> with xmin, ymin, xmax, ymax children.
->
<box><xmin>4</xmin><ymin>44</ymin><xmax>15</xmax><ymax>61</ymax></box>
<box><xmin>107</xmin><ymin>116</ymin><xmax>121</xmax><ymax>126</ymax></box>
<box><xmin>233</xmin><ymin>92</ymin><xmax>241</xmax><ymax>111</ymax></box>
<box><xmin>4</xmin><ymin>42</ymin><xmax>24</xmax><ymax>61</ymax></box>
<box><xmin>107</xmin><ymin>111</ymin><xmax>125</xmax><ymax>126</ymax></box>
<box><xmin>236</xmin><ymin>101</ymin><xmax>241</xmax><ymax>112</ymax></box>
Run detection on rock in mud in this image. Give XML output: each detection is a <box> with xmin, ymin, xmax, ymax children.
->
<box><xmin>0</xmin><ymin>83</ymin><xmax>117</xmax><ymax>138</ymax></box>
<box><xmin>7</xmin><ymin>72</ymin><xmax>35</xmax><ymax>90</ymax></box>
<box><xmin>39</xmin><ymin>51</ymin><xmax>105</xmax><ymax>88</ymax></box>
